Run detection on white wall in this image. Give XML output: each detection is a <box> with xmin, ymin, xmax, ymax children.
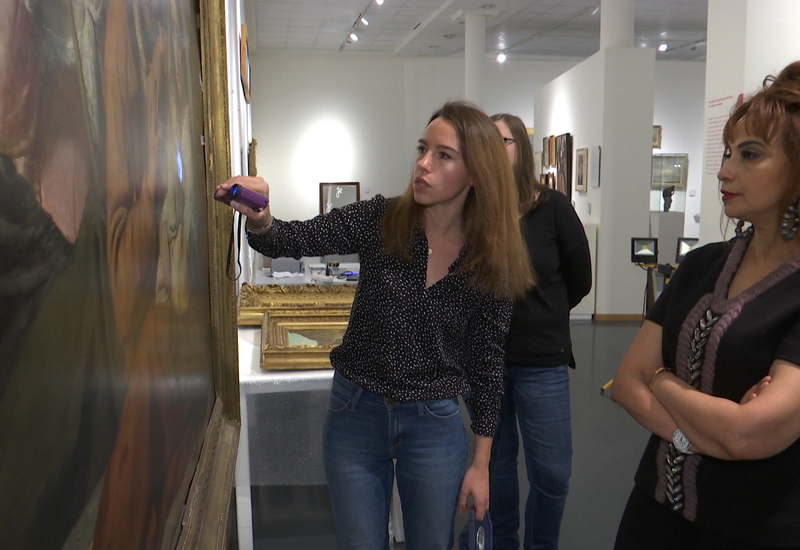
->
<box><xmin>248</xmin><ymin>50</ymin><xmax>705</xmax><ymax>314</ymax></box>
<box><xmin>653</xmin><ymin>61</ymin><xmax>706</xmax><ymax>238</ymax></box>
<box><xmin>250</xmin><ymin>52</ymin><xmax>580</xmax><ymax>222</ymax></box>
<box><xmin>249</xmin><ymin>53</ymin><xmax>407</xmax><ymax>222</ymax></box>
<box><xmin>535</xmin><ymin>48</ymin><xmax>656</xmax><ymax>316</ymax></box>
<box><xmin>700</xmin><ymin>0</ymin><xmax>800</xmax><ymax>244</ymax></box>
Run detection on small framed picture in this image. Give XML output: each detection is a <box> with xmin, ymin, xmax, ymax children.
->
<box><xmin>542</xmin><ymin>137</ymin><xmax>549</xmax><ymax>166</ymax></box>
<box><xmin>652</xmin><ymin>125</ymin><xmax>662</xmax><ymax>149</ymax></box>
<box><xmin>320</xmin><ymin>182</ymin><xmax>360</xmax><ymax>215</ymax></box>
<box><xmin>651</xmin><ymin>154</ymin><xmax>688</xmax><ymax>189</ymax></box>
<box><xmin>575</xmin><ymin>147</ymin><xmax>588</xmax><ymax>193</ymax></box>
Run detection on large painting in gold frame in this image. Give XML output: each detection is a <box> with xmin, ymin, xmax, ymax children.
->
<box><xmin>0</xmin><ymin>0</ymin><xmax>239</xmax><ymax>547</ymax></box>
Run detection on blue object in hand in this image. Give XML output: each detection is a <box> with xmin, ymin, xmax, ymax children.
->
<box><xmin>458</xmin><ymin>509</ymin><xmax>492</xmax><ymax>550</ymax></box>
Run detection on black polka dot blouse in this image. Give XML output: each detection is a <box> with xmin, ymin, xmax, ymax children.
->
<box><xmin>247</xmin><ymin>195</ymin><xmax>511</xmax><ymax>436</ymax></box>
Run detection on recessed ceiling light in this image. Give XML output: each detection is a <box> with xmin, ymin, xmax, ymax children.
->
<box><xmin>375</xmin><ymin>0</ymin><xmax>384</xmax><ymax>4</ymax></box>
<box><xmin>658</xmin><ymin>43</ymin><xmax>668</xmax><ymax>52</ymax></box>
<box><xmin>497</xmin><ymin>52</ymin><xmax>507</xmax><ymax>63</ymax></box>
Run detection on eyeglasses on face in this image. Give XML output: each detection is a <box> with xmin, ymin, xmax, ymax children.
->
<box><xmin>503</xmin><ymin>137</ymin><xmax>516</xmax><ymax>146</ymax></box>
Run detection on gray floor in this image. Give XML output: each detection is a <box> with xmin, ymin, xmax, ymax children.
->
<box><xmin>251</xmin><ymin>320</ymin><xmax>650</xmax><ymax>550</ymax></box>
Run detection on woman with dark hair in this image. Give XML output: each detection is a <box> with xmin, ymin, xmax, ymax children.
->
<box><xmin>611</xmin><ymin>61</ymin><xmax>800</xmax><ymax>549</ymax></box>
<box><xmin>488</xmin><ymin>113</ymin><xmax>592</xmax><ymax>550</ymax></box>
<box><xmin>217</xmin><ymin>101</ymin><xmax>534</xmax><ymax>550</ymax></box>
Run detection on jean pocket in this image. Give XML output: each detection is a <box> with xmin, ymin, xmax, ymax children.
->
<box><xmin>422</xmin><ymin>397</ymin><xmax>461</xmax><ymax>419</ymax></box>
<box><xmin>328</xmin><ymin>375</ymin><xmax>356</xmax><ymax>412</ymax></box>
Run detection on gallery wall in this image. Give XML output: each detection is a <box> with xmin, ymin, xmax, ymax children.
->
<box><xmin>653</xmin><ymin>61</ymin><xmax>706</xmax><ymax>238</ymax></box>
<box><xmin>535</xmin><ymin>48</ymin><xmax>657</xmax><ymax>316</ymax></box>
<box><xmin>699</xmin><ymin>0</ymin><xmax>800</xmax><ymax>245</ymax></box>
<box><xmin>249</xmin><ymin>52</ymin><xmax>581</xmax><ymax>222</ymax></box>
<box><xmin>248</xmin><ymin>50</ymin><xmax>706</xmax><ymax>314</ymax></box>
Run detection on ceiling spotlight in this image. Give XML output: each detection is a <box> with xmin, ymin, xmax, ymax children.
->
<box><xmin>497</xmin><ymin>52</ymin><xmax>507</xmax><ymax>63</ymax></box>
<box><xmin>375</xmin><ymin>0</ymin><xmax>384</xmax><ymax>4</ymax></box>
<box><xmin>350</xmin><ymin>33</ymin><xmax>359</xmax><ymax>42</ymax></box>
<box><xmin>658</xmin><ymin>43</ymin><xmax>668</xmax><ymax>52</ymax></box>
<box><xmin>361</xmin><ymin>16</ymin><xmax>369</xmax><ymax>25</ymax></box>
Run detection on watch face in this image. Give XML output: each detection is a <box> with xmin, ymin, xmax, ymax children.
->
<box><xmin>673</xmin><ymin>429</ymin><xmax>691</xmax><ymax>453</ymax></box>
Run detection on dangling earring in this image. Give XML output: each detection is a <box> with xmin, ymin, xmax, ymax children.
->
<box><xmin>735</xmin><ymin>219</ymin><xmax>752</xmax><ymax>239</ymax></box>
<box><xmin>780</xmin><ymin>196</ymin><xmax>800</xmax><ymax>240</ymax></box>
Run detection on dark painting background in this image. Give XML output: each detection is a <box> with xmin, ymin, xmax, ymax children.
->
<box><xmin>0</xmin><ymin>0</ymin><xmax>216</xmax><ymax>547</ymax></box>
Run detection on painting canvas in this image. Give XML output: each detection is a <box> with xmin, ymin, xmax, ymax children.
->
<box><xmin>548</xmin><ymin>135</ymin><xmax>556</xmax><ymax>167</ymax></box>
<box><xmin>0</xmin><ymin>0</ymin><xmax>217</xmax><ymax>547</ymax></box>
<box><xmin>652</xmin><ymin>154</ymin><xmax>689</xmax><ymax>189</ymax></box>
<box><xmin>542</xmin><ymin>137</ymin><xmax>549</xmax><ymax>166</ymax></box>
<box><xmin>320</xmin><ymin>182</ymin><xmax>360</xmax><ymax>215</ymax></box>
<box><xmin>555</xmin><ymin>133</ymin><xmax>573</xmax><ymax>198</ymax></box>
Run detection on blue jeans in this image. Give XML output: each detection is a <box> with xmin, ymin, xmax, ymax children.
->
<box><xmin>489</xmin><ymin>366</ymin><xmax>572</xmax><ymax>550</ymax></box>
<box><xmin>323</xmin><ymin>372</ymin><xmax>467</xmax><ymax>550</ymax></box>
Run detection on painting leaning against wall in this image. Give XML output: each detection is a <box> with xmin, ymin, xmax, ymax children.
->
<box><xmin>0</xmin><ymin>0</ymin><xmax>218</xmax><ymax>548</ymax></box>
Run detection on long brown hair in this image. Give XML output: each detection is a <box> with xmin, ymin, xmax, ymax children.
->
<box><xmin>491</xmin><ymin>113</ymin><xmax>549</xmax><ymax>214</ymax></box>
<box><xmin>723</xmin><ymin>61</ymin><xmax>800</xmax><ymax>224</ymax></box>
<box><xmin>382</xmin><ymin>101</ymin><xmax>535</xmax><ymax>299</ymax></box>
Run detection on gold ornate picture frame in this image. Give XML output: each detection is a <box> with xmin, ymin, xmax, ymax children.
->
<box><xmin>260</xmin><ymin>311</ymin><xmax>351</xmax><ymax>370</ymax></box>
<box><xmin>238</xmin><ymin>283</ymin><xmax>356</xmax><ymax>325</ymax></box>
<box><xmin>237</xmin><ymin>284</ymin><xmax>356</xmax><ymax>370</ymax></box>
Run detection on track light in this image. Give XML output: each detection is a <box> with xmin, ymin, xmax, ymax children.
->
<box><xmin>350</xmin><ymin>33</ymin><xmax>359</xmax><ymax>42</ymax></box>
<box><xmin>361</xmin><ymin>16</ymin><xmax>369</xmax><ymax>25</ymax></box>
<box><xmin>496</xmin><ymin>52</ymin><xmax>507</xmax><ymax>63</ymax></box>
<box><xmin>658</xmin><ymin>43</ymin><xmax>668</xmax><ymax>52</ymax></box>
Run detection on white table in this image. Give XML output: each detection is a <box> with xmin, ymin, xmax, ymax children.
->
<box><xmin>234</xmin><ymin>326</ymin><xmax>406</xmax><ymax>548</ymax></box>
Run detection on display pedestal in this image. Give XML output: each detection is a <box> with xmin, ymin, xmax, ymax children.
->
<box><xmin>650</xmin><ymin>211</ymin><xmax>685</xmax><ymax>265</ymax></box>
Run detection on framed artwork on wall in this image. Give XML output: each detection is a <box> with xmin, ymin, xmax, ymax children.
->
<box><xmin>548</xmin><ymin>135</ymin><xmax>556</xmax><ymax>167</ymax></box>
<box><xmin>652</xmin><ymin>154</ymin><xmax>688</xmax><ymax>189</ymax></box>
<box><xmin>575</xmin><ymin>147</ymin><xmax>588</xmax><ymax>193</ymax></box>
<box><xmin>542</xmin><ymin>137</ymin><xmax>549</xmax><ymax>166</ymax></box>
<box><xmin>240</xmin><ymin>24</ymin><xmax>251</xmax><ymax>103</ymax></box>
<box><xmin>652</xmin><ymin>125</ymin><xmax>662</xmax><ymax>148</ymax></box>
<box><xmin>555</xmin><ymin>133</ymin><xmax>573</xmax><ymax>198</ymax></box>
<box><xmin>320</xmin><ymin>182</ymin><xmax>360</xmax><ymax>215</ymax></box>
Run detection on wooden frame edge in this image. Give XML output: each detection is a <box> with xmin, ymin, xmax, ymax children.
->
<box><xmin>176</xmin><ymin>398</ymin><xmax>240</xmax><ymax>550</ymax></box>
<box><xmin>199</xmin><ymin>0</ymin><xmax>239</xmax><ymax>420</ymax></box>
